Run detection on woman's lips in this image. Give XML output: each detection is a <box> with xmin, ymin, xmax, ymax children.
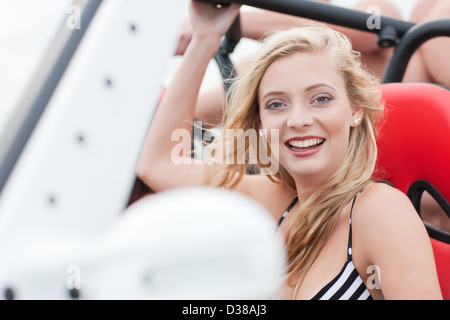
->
<box><xmin>285</xmin><ymin>136</ymin><xmax>325</xmax><ymax>157</ymax></box>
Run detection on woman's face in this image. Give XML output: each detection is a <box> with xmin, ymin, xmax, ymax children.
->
<box><xmin>258</xmin><ymin>52</ymin><xmax>362</xmax><ymax>186</ymax></box>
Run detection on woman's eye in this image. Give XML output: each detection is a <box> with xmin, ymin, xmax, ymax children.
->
<box><xmin>314</xmin><ymin>96</ymin><xmax>332</xmax><ymax>104</ymax></box>
<box><xmin>266</xmin><ymin>102</ymin><xmax>284</xmax><ymax>110</ymax></box>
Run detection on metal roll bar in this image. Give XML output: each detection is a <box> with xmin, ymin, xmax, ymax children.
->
<box><xmin>198</xmin><ymin>0</ymin><xmax>450</xmax><ymax>84</ymax></box>
<box><xmin>214</xmin><ymin>12</ymin><xmax>241</xmax><ymax>93</ymax></box>
<box><xmin>382</xmin><ymin>18</ymin><xmax>450</xmax><ymax>83</ymax></box>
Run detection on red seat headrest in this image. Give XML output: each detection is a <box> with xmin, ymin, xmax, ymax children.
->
<box><xmin>376</xmin><ymin>83</ymin><xmax>450</xmax><ymax>200</ymax></box>
<box><xmin>376</xmin><ymin>82</ymin><xmax>450</xmax><ymax>299</ymax></box>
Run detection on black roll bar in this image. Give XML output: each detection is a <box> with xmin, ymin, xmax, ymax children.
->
<box><xmin>382</xmin><ymin>18</ymin><xmax>450</xmax><ymax>83</ymax></box>
<box><xmin>214</xmin><ymin>13</ymin><xmax>241</xmax><ymax>93</ymax></box>
<box><xmin>197</xmin><ymin>0</ymin><xmax>450</xmax><ymax>84</ymax></box>
<box><xmin>198</xmin><ymin>0</ymin><xmax>415</xmax><ymax>45</ymax></box>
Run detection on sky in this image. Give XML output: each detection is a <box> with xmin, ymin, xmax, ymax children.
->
<box><xmin>0</xmin><ymin>0</ymin><xmax>417</xmax><ymax>137</ymax></box>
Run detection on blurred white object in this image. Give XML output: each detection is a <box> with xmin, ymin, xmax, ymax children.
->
<box><xmin>0</xmin><ymin>0</ymin><xmax>285</xmax><ymax>299</ymax></box>
<box><xmin>104</xmin><ymin>187</ymin><xmax>286</xmax><ymax>299</ymax></box>
<box><xmin>0</xmin><ymin>187</ymin><xmax>286</xmax><ymax>299</ymax></box>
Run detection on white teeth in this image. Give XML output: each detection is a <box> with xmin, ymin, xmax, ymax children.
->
<box><xmin>288</xmin><ymin>138</ymin><xmax>324</xmax><ymax>148</ymax></box>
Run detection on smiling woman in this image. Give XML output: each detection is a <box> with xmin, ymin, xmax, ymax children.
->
<box><xmin>258</xmin><ymin>52</ymin><xmax>362</xmax><ymax>184</ymax></box>
<box><xmin>201</xmin><ymin>25</ymin><xmax>385</xmax><ymax>299</ymax></box>
<box><xmin>137</xmin><ymin>1</ymin><xmax>442</xmax><ymax>300</ymax></box>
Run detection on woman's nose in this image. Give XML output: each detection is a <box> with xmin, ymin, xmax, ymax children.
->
<box><xmin>286</xmin><ymin>103</ymin><xmax>314</xmax><ymax>129</ymax></box>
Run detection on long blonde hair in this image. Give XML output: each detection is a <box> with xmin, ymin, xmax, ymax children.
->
<box><xmin>204</xmin><ymin>25</ymin><xmax>384</xmax><ymax>297</ymax></box>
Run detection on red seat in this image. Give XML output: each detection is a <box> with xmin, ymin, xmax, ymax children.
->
<box><xmin>376</xmin><ymin>82</ymin><xmax>450</xmax><ymax>300</ymax></box>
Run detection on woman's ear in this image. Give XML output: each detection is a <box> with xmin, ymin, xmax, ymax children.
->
<box><xmin>350</xmin><ymin>107</ymin><xmax>364</xmax><ymax>127</ymax></box>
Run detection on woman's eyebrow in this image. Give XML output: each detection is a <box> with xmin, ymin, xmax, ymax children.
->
<box><xmin>260</xmin><ymin>90</ymin><xmax>286</xmax><ymax>102</ymax></box>
<box><xmin>260</xmin><ymin>83</ymin><xmax>336</xmax><ymax>101</ymax></box>
<box><xmin>305</xmin><ymin>83</ymin><xmax>337</xmax><ymax>92</ymax></box>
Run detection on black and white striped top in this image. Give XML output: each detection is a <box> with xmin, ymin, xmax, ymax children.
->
<box><xmin>279</xmin><ymin>191</ymin><xmax>373</xmax><ymax>300</ymax></box>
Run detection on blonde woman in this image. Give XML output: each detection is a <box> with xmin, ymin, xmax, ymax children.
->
<box><xmin>177</xmin><ymin>0</ymin><xmax>403</xmax><ymax>127</ymax></box>
<box><xmin>137</xmin><ymin>1</ymin><xmax>442</xmax><ymax>300</ymax></box>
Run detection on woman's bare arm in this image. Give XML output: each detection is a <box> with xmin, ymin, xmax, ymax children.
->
<box><xmin>137</xmin><ymin>2</ymin><xmax>241</xmax><ymax>192</ymax></box>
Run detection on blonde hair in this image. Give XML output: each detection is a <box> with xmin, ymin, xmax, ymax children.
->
<box><xmin>204</xmin><ymin>25</ymin><xmax>384</xmax><ymax>298</ymax></box>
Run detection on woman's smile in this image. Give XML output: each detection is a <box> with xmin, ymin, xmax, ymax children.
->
<box><xmin>285</xmin><ymin>136</ymin><xmax>326</xmax><ymax>157</ymax></box>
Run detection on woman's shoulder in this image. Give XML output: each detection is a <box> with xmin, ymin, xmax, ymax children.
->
<box><xmin>353</xmin><ymin>181</ymin><xmax>431</xmax><ymax>263</ymax></box>
<box><xmin>355</xmin><ymin>182</ymin><xmax>421</xmax><ymax>229</ymax></box>
<box><xmin>352</xmin><ymin>183</ymin><xmax>442</xmax><ymax>299</ymax></box>
<box><xmin>358</xmin><ymin>182</ymin><xmax>409</xmax><ymax>206</ymax></box>
<box><xmin>236</xmin><ymin>174</ymin><xmax>290</xmax><ymax>197</ymax></box>
<box><xmin>235</xmin><ymin>174</ymin><xmax>296</xmax><ymax>220</ymax></box>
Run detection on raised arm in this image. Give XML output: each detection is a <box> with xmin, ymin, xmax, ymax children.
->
<box><xmin>137</xmin><ymin>2</ymin><xmax>241</xmax><ymax>192</ymax></box>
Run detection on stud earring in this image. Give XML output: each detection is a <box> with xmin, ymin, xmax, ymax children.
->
<box><xmin>354</xmin><ymin>118</ymin><xmax>361</xmax><ymax>125</ymax></box>
<box><xmin>259</xmin><ymin>129</ymin><xmax>264</xmax><ymax>137</ymax></box>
